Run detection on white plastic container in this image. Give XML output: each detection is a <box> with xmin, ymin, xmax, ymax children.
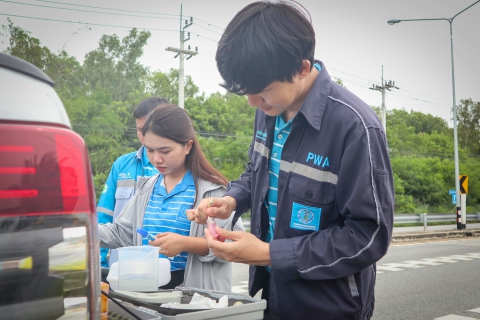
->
<box><xmin>107</xmin><ymin>257</ymin><xmax>171</xmax><ymax>291</ymax></box>
<box><xmin>117</xmin><ymin>246</ymin><xmax>159</xmax><ymax>292</ymax></box>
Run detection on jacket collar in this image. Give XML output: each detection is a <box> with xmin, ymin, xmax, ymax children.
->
<box><xmin>135</xmin><ymin>145</ymin><xmax>143</xmax><ymax>159</ymax></box>
<box><xmin>137</xmin><ymin>145</ymin><xmax>153</xmax><ymax>167</ymax></box>
<box><xmin>139</xmin><ymin>173</ymin><xmax>224</xmax><ymax>198</ymax></box>
<box><xmin>297</xmin><ymin>60</ymin><xmax>333</xmax><ymax>131</ymax></box>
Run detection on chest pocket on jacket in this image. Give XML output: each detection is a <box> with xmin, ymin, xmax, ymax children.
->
<box><xmin>113</xmin><ymin>186</ymin><xmax>134</xmax><ymax>220</ymax></box>
<box><xmin>284</xmin><ymin>174</ymin><xmax>336</xmax><ymax>237</ymax></box>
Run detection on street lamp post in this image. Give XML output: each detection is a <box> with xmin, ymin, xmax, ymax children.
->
<box><xmin>388</xmin><ymin>0</ymin><xmax>479</xmax><ymax>230</ymax></box>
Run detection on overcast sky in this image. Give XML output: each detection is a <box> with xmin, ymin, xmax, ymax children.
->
<box><xmin>1</xmin><ymin>0</ymin><xmax>479</xmax><ymax>125</ymax></box>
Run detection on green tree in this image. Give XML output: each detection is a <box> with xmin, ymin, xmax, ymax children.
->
<box><xmin>63</xmin><ymin>93</ymin><xmax>134</xmax><ymax>197</ymax></box>
<box><xmin>1</xmin><ymin>19</ymin><xmax>84</xmax><ymax>98</ymax></box>
<box><xmin>187</xmin><ymin>93</ymin><xmax>255</xmax><ymax>135</ymax></box>
<box><xmin>393</xmin><ymin>173</ymin><xmax>416</xmax><ymax>213</ymax></box>
<box><xmin>148</xmin><ymin>68</ymin><xmax>199</xmax><ymax>104</ymax></box>
<box><xmin>388</xmin><ymin>109</ymin><xmax>450</xmax><ymax>135</ymax></box>
<box><xmin>456</xmin><ymin>98</ymin><xmax>480</xmax><ymax>154</ymax></box>
<box><xmin>83</xmin><ymin>28</ymin><xmax>151</xmax><ymax>102</ymax></box>
<box><xmin>1</xmin><ymin>18</ymin><xmax>50</xmax><ymax>69</ymax></box>
<box><xmin>198</xmin><ymin>135</ymin><xmax>250</xmax><ymax>181</ymax></box>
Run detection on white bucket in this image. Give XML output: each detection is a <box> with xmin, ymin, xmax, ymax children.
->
<box><xmin>107</xmin><ymin>257</ymin><xmax>171</xmax><ymax>291</ymax></box>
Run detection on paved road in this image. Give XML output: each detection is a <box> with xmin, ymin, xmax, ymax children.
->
<box><xmin>231</xmin><ymin>237</ymin><xmax>480</xmax><ymax>319</ymax></box>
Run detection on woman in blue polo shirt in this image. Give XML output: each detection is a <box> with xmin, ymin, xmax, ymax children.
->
<box><xmin>99</xmin><ymin>104</ymin><xmax>244</xmax><ymax>291</ymax></box>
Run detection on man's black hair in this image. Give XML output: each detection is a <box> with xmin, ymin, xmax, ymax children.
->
<box><xmin>133</xmin><ymin>97</ymin><xmax>170</xmax><ymax>119</ymax></box>
<box><xmin>216</xmin><ymin>0</ymin><xmax>315</xmax><ymax>95</ymax></box>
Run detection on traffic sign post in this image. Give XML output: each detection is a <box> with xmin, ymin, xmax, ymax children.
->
<box><xmin>461</xmin><ymin>194</ymin><xmax>466</xmax><ymax>229</ymax></box>
<box><xmin>449</xmin><ymin>189</ymin><xmax>456</xmax><ymax>204</ymax></box>
<box><xmin>459</xmin><ymin>175</ymin><xmax>468</xmax><ymax>194</ymax></box>
<box><xmin>458</xmin><ymin>175</ymin><xmax>468</xmax><ymax>230</ymax></box>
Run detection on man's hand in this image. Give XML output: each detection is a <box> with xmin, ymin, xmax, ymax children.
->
<box><xmin>149</xmin><ymin>232</ymin><xmax>185</xmax><ymax>257</ymax></box>
<box><xmin>186</xmin><ymin>196</ymin><xmax>237</xmax><ymax>224</ymax></box>
<box><xmin>204</xmin><ymin>226</ymin><xmax>271</xmax><ymax>266</ymax></box>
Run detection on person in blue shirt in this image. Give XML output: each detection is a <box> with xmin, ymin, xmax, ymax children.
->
<box><xmin>99</xmin><ymin>104</ymin><xmax>244</xmax><ymax>291</ymax></box>
<box><xmin>97</xmin><ymin>97</ymin><xmax>169</xmax><ymax>268</ymax></box>
<box><xmin>189</xmin><ymin>2</ymin><xmax>394</xmax><ymax>319</ymax></box>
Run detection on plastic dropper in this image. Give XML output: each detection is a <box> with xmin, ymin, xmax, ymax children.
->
<box><xmin>136</xmin><ymin>228</ymin><xmax>156</xmax><ymax>241</ymax></box>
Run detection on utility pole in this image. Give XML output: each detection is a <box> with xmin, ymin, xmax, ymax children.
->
<box><xmin>165</xmin><ymin>4</ymin><xmax>198</xmax><ymax>109</ymax></box>
<box><xmin>370</xmin><ymin>66</ymin><xmax>398</xmax><ymax>133</ymax></box>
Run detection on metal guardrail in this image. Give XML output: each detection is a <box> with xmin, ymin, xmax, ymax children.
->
<box><xmin>394</xmin><ymin>213</ymin><xmax>480</xmax><ymax>224</ymax></box>
<box><xmin>241</xmin><ymin>213</ymin><xmax>480</xmax><ymax>230</ymax></box>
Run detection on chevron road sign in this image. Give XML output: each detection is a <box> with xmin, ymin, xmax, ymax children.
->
<box><xmin>459</xmin><ymin>175</ymin><xmax>468</xmax><ymax>194</ymax></box>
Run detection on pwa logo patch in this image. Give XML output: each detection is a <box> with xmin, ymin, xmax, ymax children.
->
<box><xmin>119</xmin><ymin>172</ymin><xmax>131</xmax><ymax>178</ymax></box>
<box><xmin>290</xmin><ymin>202</ymin><xmax>321</xmax><ymax>231</ymax></box>
<box><xmin>256</xmin><ymin>130</ymin><xmax>267</xmax><ymax>141</ymax></box>
<box><xmin>298</xmin><ymin>209</ymin><xmax>315</xmax><ymax>224</ymax></box>
<box><xmin>306</xmin><ymin>152</ymin><xmax>330</xmax><ymax>167</ymax></box>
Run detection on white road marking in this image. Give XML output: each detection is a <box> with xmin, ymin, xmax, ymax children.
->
<box><xmin>391</xmin><ymin>239</ymin><xmax>466</xmax><ymax>247</ymax></box>
<box><xmin>403</xmin><ymin>260</ymin><xmax>443</xmax><ymax>266</ymax></box>
<box><xmin>377</xmin><ymin>252</ymin><xmax>480</xmax><ymax>274</ymax></box>
<box><xmin>434</xmin><ymin>306</ymin><xmax>480</xmax><ymax>319</ymax></box>
<box><xmin>434</xmin><ymin>315</ymin><xmax>478</xmax><ymax>320</ymax></box>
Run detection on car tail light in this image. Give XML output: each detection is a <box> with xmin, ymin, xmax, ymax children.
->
<box><xmin>0</xmin><ymin>123</ymin><xmax>100</xmax><ymax>319</ymax></box>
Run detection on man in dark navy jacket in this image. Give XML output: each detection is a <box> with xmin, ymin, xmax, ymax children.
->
<box><xmin>188</xmin><ymin>1</ymin><xmax>394</xmax><ymax>319</ymax></box>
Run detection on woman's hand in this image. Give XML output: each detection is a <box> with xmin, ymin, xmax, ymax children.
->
<box><xmin>149</xmin><ymin>232</ymin><xmax>185</xmax><ymax>257</ymax></box>
<box><xmin>186</xmin><ymin>196</ymin><xmax>237</xmax><ymax>224</ymax></box>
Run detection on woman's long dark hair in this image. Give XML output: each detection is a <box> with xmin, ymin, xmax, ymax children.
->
<box><xmin>142</xmin><ymin>104</ymin><xmax>228</xmax><ymax>203</ymax></box>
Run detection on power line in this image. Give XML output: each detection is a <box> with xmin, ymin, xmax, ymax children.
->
<box><xmin>37</xmin><ymin>0</ymin><xmax>180</xmax><ymax>17</ymax></box>
<box><xmin>191</xmin><ymin>17</ymin><xmax>224</xmax><ymax>31</ymax></box>
<box><xmin>392</xmin><ymin>82</ymin><xmax>451</xmax><ymax>103</ymax></box>
<box><xmin>3</xmin><ymin>5</ymin><xmax>452</xmax><ymax>104</ymax></box>
<box><xmin>0</xmin><ymin>12</ymin><xmax>178</xmax><ymax>31</ymax></box>
<box><xmin>328</xmin><ymin>67</ymin><xmax>381</xmax><ymax>86</ymax></box>
<box><xmin>189</xmin><ymin>32</ymin><xmax>218</xmax><ymax>42</ymax></box>
<box><xmin>0</xmin><ymin>12</ymin><xmax>217</xmax><ymax>42</ymax></box>
<box><xmin>332</xmin><ymin>76</ymin><xmax>452</xmax><ymax>110</ymax></box>
<box><xmin>0</xmin><ymin>0</ymin><xmax>180</xmax><ymax>20</ymax></box>
<box><xmin>328</xmin><ymin>66</ymin><xmax>451</xmax><ymax>104</ymax></box>
<box><xmin>193</xmin><ymin>23</ymin><xmax>223</xmax><ymax>36</ymax></box>
<box><xmin>0</xmin><ymin>6</ymin><xmax>457</xmax><ymax>109</ymax></box>
<box><xmin>389</xmin><ymin>91</ymin><xmax>451</xmax><ymax>109</ymax></box>
<box><xmin>1</xmin><ymin>1</ymin><xmax>221</xmax><ymax>41</ymax></box>
<box><xmin>36</xmin><ymin>0</ymin><xmax>226</xmax><ymax>30</ymax></box>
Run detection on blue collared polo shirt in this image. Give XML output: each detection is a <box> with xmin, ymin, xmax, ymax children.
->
<box><xmin>142</xmin><ymin>170</ymin><xmax>195</xmax><ymax>271</ymax></box>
